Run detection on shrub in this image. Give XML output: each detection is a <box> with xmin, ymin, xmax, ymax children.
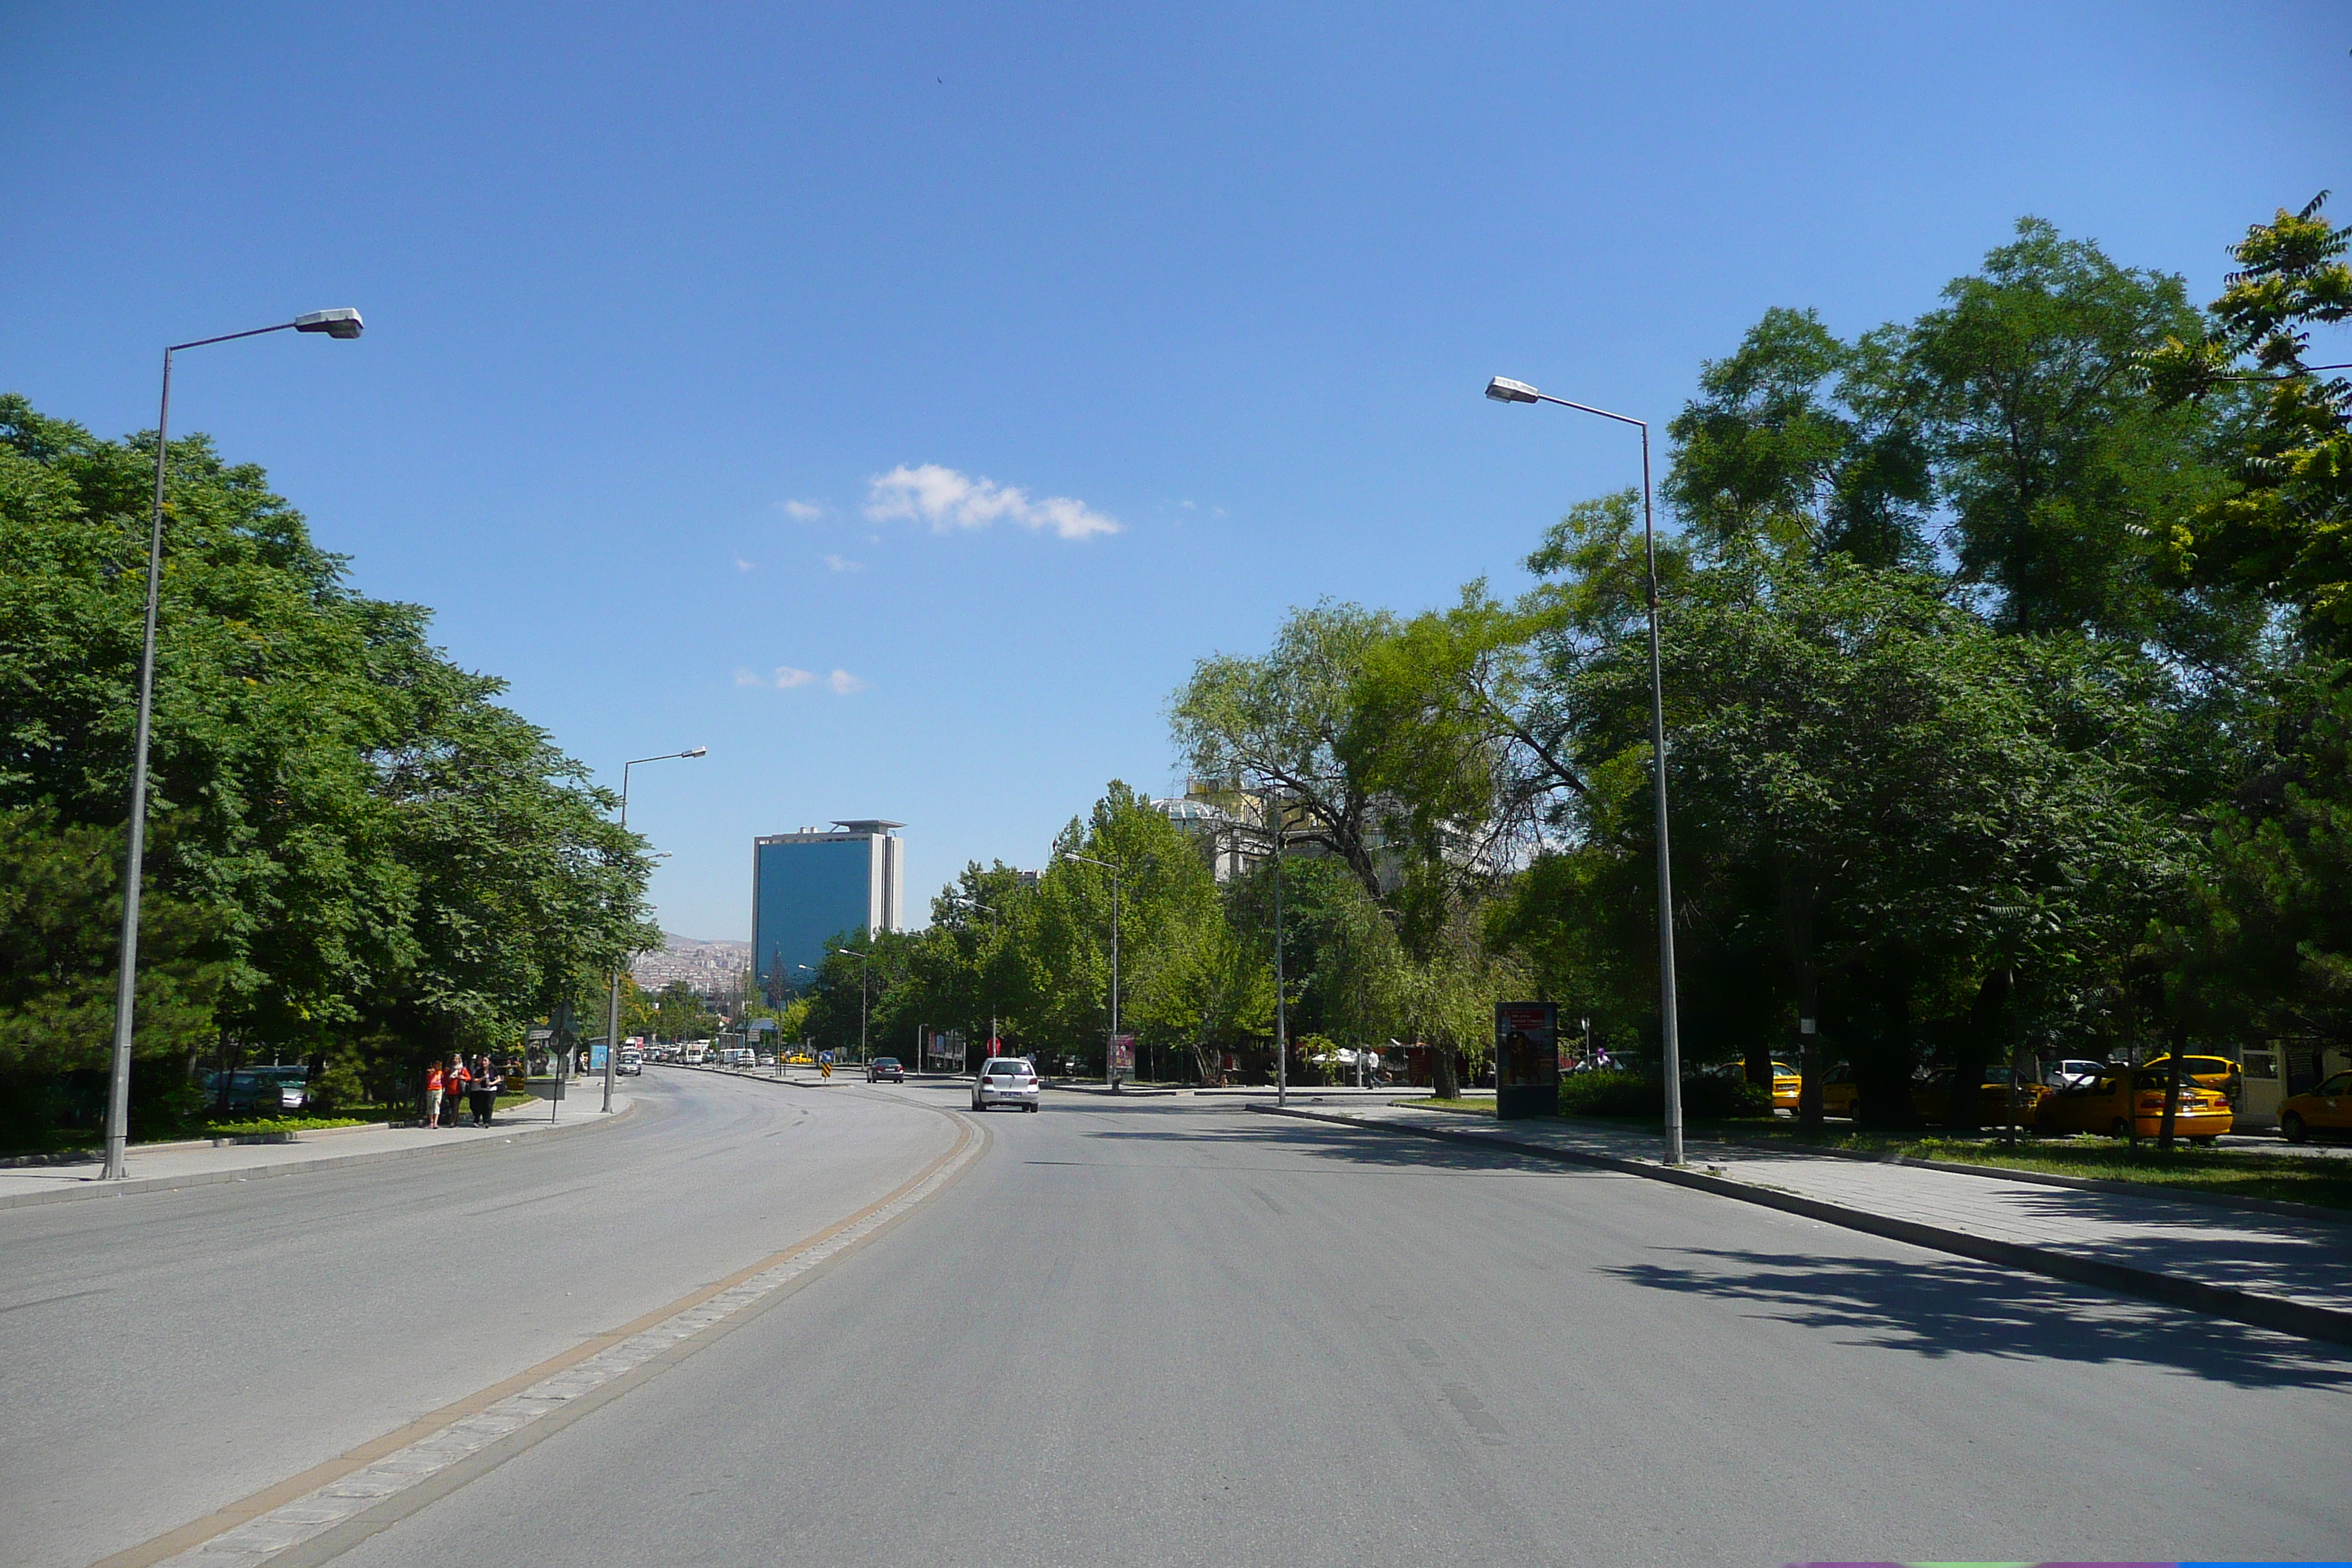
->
<box><xmin>1559</xmin><ymin>1069</ymin><xmax>1772</xmax><ymax>1120</ymax></box>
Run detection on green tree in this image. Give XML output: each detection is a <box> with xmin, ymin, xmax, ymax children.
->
<box><xmin>0</xmin><ymin>395</ymin><xmax>654</xmax><ymax>1124</ymax></box>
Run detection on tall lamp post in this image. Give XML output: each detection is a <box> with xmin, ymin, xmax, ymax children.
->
<box><xmin>1485</xmin><ymin>374</ymin><xmax>1685</xmax><ymax>1166</ymax></box>
<box><xmin>604</xmin><ymin>747</ymin><xmax>707</xmax><ymax>1113</ymax></box>
<box><xmin>103</xmin><ymin>309</ymin><xmax>365</xmax><ymax>1182</ymax></box>
<box><xmin>1270</xmin><ymin>788</ymin><xmax>1289</xmax><ymax>1108</ymax></box>
<box><xmin>1061</xmin><ymin>852</ymin><xmax>1126</xmax><ymax>1085</ymax></box>
<box><xmin>826</xmin><ymin>946</ymin><xmax>872</xmax><ymax>1064</ymax></box>
<box><xmin>950</xmin><ymin>896</ymin><xmax>1000</xmax><ymax>1062</ymax></box>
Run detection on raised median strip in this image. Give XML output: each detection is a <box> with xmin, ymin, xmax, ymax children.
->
<box><xmin>1248</xmin><ymin>1101</ymin><xmax>2352</xmax><ymax>1351</ymax></box>
<box><xmin>0</xmin><ymin>1096</ymin><xmax>636</xmax><ymax>1213</ymax></box>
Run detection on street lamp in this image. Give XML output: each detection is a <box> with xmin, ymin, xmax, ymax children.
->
<box><xmin>949</xmin><ymin>896</ymin><xmax>1000</xmax><ymax>1064</ymax></box>
<box><xmin>603</xmin><ymin>747</ymin><xmax>707</xmax><ymax>1113</ymax></box>
<box><xmin>1485</xmin><ymin>374</ymin><xmax>1685</xmax><ymax>1166</ymax></box>
<box><xmin>102</xmin><ymin>309</ymin><xmax>366</xmax><ymax>1181</ymax></box>
<box><xmin>1060</xmin><ymin>852</ymin><xmax>1128</xmax><ymax>1086</ymax></box>
<box><xmin>826</xmin><ymin>946</ymin><xmax>873</xmax><ymax>1064</ymax></box>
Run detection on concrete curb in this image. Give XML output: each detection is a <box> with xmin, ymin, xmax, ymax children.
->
<box><xmin>0</xmin><ymin>1099</ymin><xmax>638</xmax><ymax>1213</ymax></box>
<box><xmin>1248</xmin><ymin>1103</ymin><xmax>2352</xmax><ymax>1350</ymax></box>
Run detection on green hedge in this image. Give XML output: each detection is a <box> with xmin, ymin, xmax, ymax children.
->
<box><xmin>1559</xmin><ymin>1069</ymin><xmax>1771</xmax><ymax>1120</ymax></box>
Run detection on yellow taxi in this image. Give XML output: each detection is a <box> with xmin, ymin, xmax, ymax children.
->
<box><xmin>2036</xmin><ymin>1067</ymin><xmax>2232</xmax><ymax>1142</ymax></box>
<box><xmin>1812</xmin><ymin>1065</ymin><xmax>1861</xmax><ymax>1119</ymax></box>
<box><xmin>2280</xmin><ymin>1070</ymin><xmax>2352</xmax><ymax>1145</ymax></box>
<box><xmin>1768</xmin><ymin>1061</ymin><xmax>1801</xmax><ymax>1111</ymax></box>
<box><xmin>1909</xmin><ymin>1068</ymin><xmax>2051</xmax><ymax>1128</ymax></box>
<box><xmin>2139</xmin><ymin>1053</ymin><xmax>2244</xmax><ymax>1107</ymax></box>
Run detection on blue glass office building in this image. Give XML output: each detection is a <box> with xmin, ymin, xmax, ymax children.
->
<box><xmin>752</xmin><ymin>821</ymin><xmax>905</xmax><ymax>998</ymax></box>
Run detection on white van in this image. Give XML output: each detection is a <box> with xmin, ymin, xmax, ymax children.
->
<box><xmin>682</xmin><ymin>1043</ymin><xmax>706</xmax><ymax>1066</ymax></box>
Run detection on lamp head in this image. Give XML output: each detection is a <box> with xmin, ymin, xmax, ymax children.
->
<box><xmin>681</xmin><ymin>746</ymin><xmax>708</xmax><ymax>758</ymax></box>
<box><xmin>294</xmin><ymin>309</ymin><xmax>365</xmax><ymax>340</ymax></box>
<box><xmin>1485</xmin><ymin>376</ymin><xmax>1539</xmax><ymax>404</ymax></box>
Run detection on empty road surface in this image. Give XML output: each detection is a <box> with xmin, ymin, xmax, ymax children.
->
<box><xmin>7</xmin><ymin>1069</ymin><xmax>2348</xmax><ymax>1568</ymax></box>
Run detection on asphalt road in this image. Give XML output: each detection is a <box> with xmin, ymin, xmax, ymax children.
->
<box><xmin>329</xmin><ymin>1084</ymin><xmax>2345</xmax><ymax>1568</ymax></box>
<box><xmin>11</xmin><ymin>1074</ymin><xmax>2351</xmax><ymax>1567</ymax></box>
<box><xmin>0</xmin><ymin>1068</ymin><xmax>955</xmax><ymax>1568</ymax></box>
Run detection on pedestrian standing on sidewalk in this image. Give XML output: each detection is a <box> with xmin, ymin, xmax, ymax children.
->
<box><xmin>470</xmin><ymin>1055</ymin><xmax>500</xmax><ymax>1126</ymax></box>
<box><xmin>445</xmin><ymin>1055</ymin><xmax>471</xmax><ymax>1128</ymax></box>
<box><xmin>424</xmin><ymin>1060</ymin><xmax>445</xmax><ymax>1128</ymax></box>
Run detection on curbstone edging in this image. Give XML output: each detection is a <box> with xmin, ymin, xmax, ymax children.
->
<box><xmin>1248</xmin><ymin>1103</ymin><xmax>2352</xmax><ymax>1350</ymax></box>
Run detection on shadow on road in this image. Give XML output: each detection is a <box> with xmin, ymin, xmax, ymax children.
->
<box><xmin>1076</xmin><ymin>1113</ymin><xmax>1611</xmax><ymax>1176</ymax></box>
<box><xmin>1600</xmin><ymin>1245</ymin><xmax>2352</xmax><ymax>1390</ymax></box>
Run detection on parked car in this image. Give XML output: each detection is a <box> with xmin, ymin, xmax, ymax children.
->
<box><xmin>618</xmin><ymin>1049</ymin><xmax>643</xmax><ymax>1077</ymax></box>
<box><xmin>1909</xmin><ymin>1067</ymin><xmax>2051</xmax><ymax>1128</ymax></box>
<box><xmin>867</xmin><ymin>1056</ymin><xmax>905</xmax><ymax>1083</ymax></box>
<box><xmin>1814</xmin><ymin>1064</ymin><xmax>1861</xmax><ymax>1120</ymax></box>
<box><xmin>1768</xmin><ymin>1061</ymin><xmax>1800</xmax><ymax>1111</ymax></box>
<box><xmin>2051</xmin><ymin>1058</ymin><xmax>2109</xmax><ymax>1090</ymax></box>
<box><xmin>2037</xmin><ymin>1068</ymin><xmax>2231</xmax><ymax>1142</ymax></box>
<box><xmin>2139</xmin><ymin>1053</ymin><xmax>2244</xmax><ymax>1107</ymax></box>
<box><xmin>199</xmin><ymin>1066</ymin><xmax>309</xmax><ymax>1115</ymax></box>
<box><xmin>971</xmin><ymin>1056</ymin><xmax>1041</xmax><ymax>1112</ymax></box>
<box><xmin>2280</xmin><ymin>1071</ymin><xmax>2352</xmax><ymax>1145</ymax></box>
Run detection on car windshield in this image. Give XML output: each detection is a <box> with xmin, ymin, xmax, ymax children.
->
<box><xmin>988</xmin><ymin>1061</ymin><xmax>1030</xmax><ymax>1076</ymax></box>
<box><xmin>873</xmin><ymin>1058</ymin><xmax>898</xmax><ymax>1068</ymax></box>
<box><xmin>2133</xmin><ymin>1071</ymin><xmax>2211</xmax><ymax>1093</ymax></box>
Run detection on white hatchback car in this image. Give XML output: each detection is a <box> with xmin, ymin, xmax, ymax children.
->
<box><xmin>971</xmin><ymin>1056</ymin><xmax>1042</xmax><ymax>1112</ymax></box>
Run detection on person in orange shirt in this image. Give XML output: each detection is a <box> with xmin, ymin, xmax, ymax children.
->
<box><xmin>424</xmin><ymin>1061</ymin><xmax>445</xmax><ymax>1128</ymax></box>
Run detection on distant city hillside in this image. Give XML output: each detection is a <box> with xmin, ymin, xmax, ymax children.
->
<box><xmin>630</xmin><ymin>933</ymin><xmax>751</xmax><ymax>995</ymax></box>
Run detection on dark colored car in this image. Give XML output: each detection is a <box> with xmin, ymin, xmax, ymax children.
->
<box><xmin>200</xmin><ymin>1066</ymin><xmax>309</xmax><ymax>1114</ymax></box>
<box><xmin>868</xmin><ymin>1056</ymin><xmax>905</xmax><ymax>1083</ymax></box>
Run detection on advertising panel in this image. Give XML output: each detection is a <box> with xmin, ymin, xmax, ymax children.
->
<box><xmin>1108</xmin><ymin>1033</ymin><xmax>1136</xmax><ymax>1084</ymax></box>
<box><xmin>1494</xmin><ymin>1002</ymin><xmax>1559</xmax><ymax>1120</ymax></box>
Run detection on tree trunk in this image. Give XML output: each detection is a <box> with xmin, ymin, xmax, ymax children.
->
<box><xmin>2157</xmin><ymin>1004</ymin><xmax>2189</xmax><ymax>1154</ymax></box>
<box><xmin>1853</xmin><ymin>951</ymin><xmax>1916</xmax><ymax>1128</ymax></box>
<box><xmin>1776</xmin><ymin>861</ymin><xmax>1823</xmax><ymax>1131</ymax></box>
<box><xmin>1948</xmin><ymin>966</ymin><xmax>2012</xmax><ymax>1133</ymax></box>
<box><xmin>1432</xmin><ymin>1042</ymin><xmax>1459</xmax><ymax>1100</ymax></box>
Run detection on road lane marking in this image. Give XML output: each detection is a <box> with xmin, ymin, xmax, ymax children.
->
<box><xmin>94</xmin><ymin>1109</ymin><xmax>981</xmax><ymax>1568</ymax></box>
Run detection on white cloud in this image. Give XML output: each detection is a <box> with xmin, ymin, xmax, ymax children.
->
<box><xmin>827</xmin><ymin>668</ymin><xmax>867</xmax><ymax>695</ymax></box>
<box><xmin>778</xmin><ymin>500</ymin><xmax>823</xmax><ymax>522</ymax></box>
<box><xmin>863</xmin><ymin>463</ymin><xmax>1120</xmax><ymax>540</ymax></box>
<box><xmin>738</xmin><ymin>665</ymin><xmax>824</xmax><ymax>691</ymax></box>
<box><xmin>823</xmin><ymin>553</ymin><xmax>863</xmax><ymax>573</ymax></box>
<box><xmin>734</xmin><ymin>557</ymin><xmax>756</xmax><ymax>573</ymax></box>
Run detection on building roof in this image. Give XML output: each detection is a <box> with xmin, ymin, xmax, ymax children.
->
<box><xmin>831</xmin><ymin>819</ymin><xmax>905</xmax><ymax>832</ymax></box>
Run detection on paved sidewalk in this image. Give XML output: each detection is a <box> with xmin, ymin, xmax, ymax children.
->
<box><xmin>1254</xmin><ymin>1101</ymin><xmax>2352</xmax><ymax>1337</ymax></box>
<box><xmin>0</xmin><ymin>1091</ymin><xmax>633</xmax><ymax>1210</ymax></box>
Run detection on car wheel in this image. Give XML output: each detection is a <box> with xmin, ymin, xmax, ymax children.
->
<box><xmin>2283</xmin><ymin>1111</ymin><xmax>2308</xmax><ymax>1145</ymax></box>
<box><xmin>2110</xmin><ymin>1117</ymin><xmax>2132</xmax><ymax>1139</ymax></box>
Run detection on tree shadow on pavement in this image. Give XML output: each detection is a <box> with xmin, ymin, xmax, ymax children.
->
<box><xmin>1079</xmin><ymin>1115</ymin><xmax>1637</xmax><ymax>1177</ymax></box>
<box><xmin>1599</xmin><ymin>1246</ymin><xmax>2352</xmax><ymax>1390</ymax></box>
<box><xmin>1990</xmin><ymin>1186</ymin><xmax>2352</xmax><ymax>1305</ymax></box>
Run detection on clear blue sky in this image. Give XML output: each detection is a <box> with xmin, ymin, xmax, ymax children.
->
<box><xmin>5</xmin><ymin>4</ymin><xmax>2345</xmax><ymax>941</ymax></box>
